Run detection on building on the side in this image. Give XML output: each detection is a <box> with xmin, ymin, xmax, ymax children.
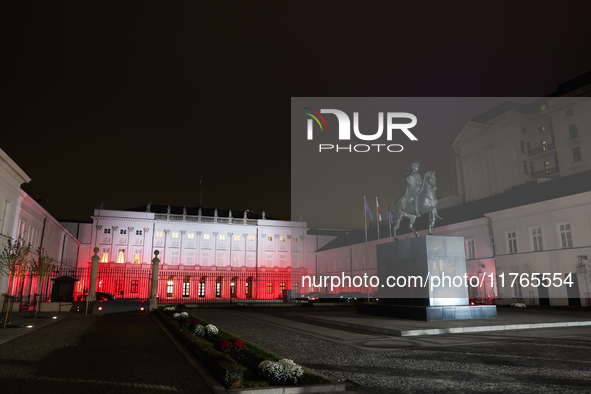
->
<box><xmin>0</xmin><ymin>147</ymin><xmax>31</xmax><ymax>305</ymax></box>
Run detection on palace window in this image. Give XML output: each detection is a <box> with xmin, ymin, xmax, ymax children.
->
<box><xmin>465</xmin><ymin>239</ymin><xmax>475</xmax><ymax>260</ymax></box>
<box><xmin>133</xmin><ymin>249</ymin><xmax>141</xmax><ymax>264</ymax></box>
<box><xmin>185</xmin><ymin>251</ymin><xmax>194</xmax><ymax>265</ymax></box>
<box><xmin>219</xmin><ymin>234</ymin><xmax>225</xmax><ymax>240</ymax></box>
<box><xmin>527</xmin><ymin>142</ymin><xmax>531</xmax><ymax>153</ymax></box>
<box><xmin>573</xmin><ymin>147</ymin><xmax>582</xmax><ymax>162</ymax></box>
<box><xmin>245</xmin><ymin>278</ymin><xmax>252</xmax><ymax>298</ymax></box>
<box><xmin>115</xmin><ymin>280</ymin><xmax>123</xmax><ymax>295</ymax></box>
<box><xmin>117</xmin><ymin>249</ymin><xmax>125</xmax><ymax>264</ymax></box>
<box><xmin>267</xmin><ymin>236</ymin><xmax>273</xmax><ymax>241</ymax></box>
<box><xmin>293</xmin><ymin>237</ymin><xmax>298</xmax><ymax>242</ymax></box>
<box><xmin>531</xmin><ymin>227</ymin><xmax>543</xmax><ymax>251</ymax></box>
<box><xmin>248</xmin><ymin>236</ymin><xmax>254</xmax><ymax>241</ymax></box>
<box><xmin>120</xmin><ymin>229</ymin><xmax>127</xmax><ymax>235</ymax></box>
<box><xmin>230</xmin><ymin>277</ymin><xmax>237</xmax><ymax>298</ymax></box>
<box><xmin>538</xmin><ymin>126</ymin><xmax>546</xmax><ymax>133</ymax></box>
<box><xmin>232</xmin><ymin>252</ymin><xmax>240</xmax><ymax>267</ymax></box>
<box><xmin>187</xmin><ymin>233</ymin><xmax>194</xmax><ymax>239</ymax></box>
<box><xmin>569</xmin><ymin>124</ymin><xmax>578</xmax><ymax>139</ymax></box>
<box><xmin>167</xmin><ymin>277</ymin><xmax>174</xmax><ymax>298</ymax></box>
<box><xmin>530</xmin><ymin>162</ymin><xmax>534</xmax><ymax>175</ymax></box>
<box><xmin>130</xmin><ymin>280</ymin><xmax>138</xmax><ymax>293</ymax></box>
<box><xmin>234</xmin><ymin>235</ymin><xmax>240</xmax><ymax>241</ymax></box>
<box><xmin>104</xmin><ymin>228</ymin><xmax>111</xmax><ymax>234</ymax></box>
<box><xmin>506</xmin><ymin>232</ymin><xmax>517</xmax><ymax>254</ymax></box>
<box><xmin>217</xmin><ymin>252</ymin><xmax>225</xmax><ymax>266</ymax></box>
<box><xmin>170</xmin><ymin>250</ymin><xmax>179</xmax><ymax>265</ymax></box>
<box><xmin>136</xmin><ymin>230</ymin><xmax>142</xmax><ymax>236</ymax></box>
<box><xmin>266</xmin><ymin>282</ymin><xmax>273</xmax><ymax>294</ymax></box>
<box><xmin>101</xmin><ymin>247</ymin><xmax>109</xmax><ymax>263</ymax></box>
<box><xmin>280</xmin><ymin>282</ymin><xmax>286</xmax><ymax>295</ymax></box>
<box><xmin>280</xmin><ymin>236</ymin><xmax>286</xmax><ymax>242</ymax></box>
<box><xmin>172</xmin><ymin>233</ymin><xmax>178</xmax><ymax>238</ymax></box>
<box><xmin>542</xmin><ymin>140</ymin><xmax>548</xmax><ymax>151</ymax></box>
<box><xmin>198</xmin><ymin>277</ymin><xmax>206</xmax><ymax>297</ymax></box>
<box><xmin>523</xmin><ymin>161</ymin><xmax>528</xmax><ymax>174</ymax></box>
<box><xmin>183</xmin><ymin>277</ymin><xmax>190</xmax><ymax>298</ymax></box>
<box><xmin>279</xmin><ymin>254</ymin><xmax>287</xmax><ymax>268</ymax></box>
<box><xmin>246</xmin><ymin>253</ymin><xmax>255</xmax><ymax>267</ymax></box>
<box><xmin>156</xmin><ymin>232</ymin><xmax>163</xmax><ymax>237</ymax></box>
<box><xmin>566</xmin><ymin>109</ymin><xmax>574</xmax><ymax>117</ymax></box>
<box><xmin>201</xmin><ymin>251</ymin><xmax>210</xmax><ymax>266</ymax></box>
<box><xmin>203</xmin><ymin>234</ymin><xmax>210</xmax><ymax>240</ymax></box>
<box><xmin>544</xmin><ymin>161</ymin><xmax>551</xmax><ymax>174</ymax></box>
<box><xmin>558</xmin><ymin>222</ymin><xmax>573</xmax><ymax>248</ymax></box>
<box><xmin>215</xmin><ymin>277</ymin><xmax>222</xmax><ymax>298</ymax></box>
<box><xmin>520</xmin><ymin>141</ymin><xmax>525</xmax><ymax>153</ymax></box>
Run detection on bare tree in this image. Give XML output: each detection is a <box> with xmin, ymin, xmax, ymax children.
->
<box><xmin>30</xmin><ymin>248</ymin><xmax>56</xmax><ymax>318</ymax></box>
<box><xmin>0</xmin><ymin>237</ymin><xmax>32</xmax><ymax>327</ymax></box>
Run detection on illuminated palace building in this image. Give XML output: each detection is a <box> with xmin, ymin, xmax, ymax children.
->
<box><xmin>60</xmin><ymin>206</ymin><xmax>322</xmax><ymax>303</ymax></box>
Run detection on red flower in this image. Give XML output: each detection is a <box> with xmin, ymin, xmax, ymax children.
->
<box><xmin>230</xmin><ymin>338</ymin><xmax>245</xmax><ymax>350</ymax></box>
<box><xmin>190</xmin><ymin>318</ymin><xmax>199</xmax><ymax>323</ymax></box>
<box><xmin>214</xmin><ymin>338</ymin><xmax>232</xmax><ymax>352</ymax></box>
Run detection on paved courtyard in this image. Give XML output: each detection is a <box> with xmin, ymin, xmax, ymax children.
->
<box><xmin>0</xmin><ymin>312</ymin><xmax>213</xmax><ymax>394</ymax></box>
<box><xmin>0</xmin><ymin>306</ymin><xmax>590</xmax><ymax>393</ymax></box>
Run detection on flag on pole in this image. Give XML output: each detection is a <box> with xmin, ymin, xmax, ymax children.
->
<box><xmin>376</xmin><ymin>197</ymin><xmax>382</xmax><ymax>224</ymax></box>
<box><xmin>388</xmin><ymin>200</ymin><xmax>393</xmax><ymax>224</ymax></box>
<box><xmin>364</xmin><ymin>196</ymin><xmax>373</xmax><ymax>221</ymax></box>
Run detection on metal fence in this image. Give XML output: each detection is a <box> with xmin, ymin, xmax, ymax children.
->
<box><xmin>8</xmin><ymin>267</ymin><xmax>294</xmax><ymax>308</ymax></box>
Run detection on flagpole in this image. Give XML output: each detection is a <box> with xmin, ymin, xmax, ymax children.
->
<box><xmin>376</xmin><ymin>197</ymin><xmax>380</xmax><ymax>244</ymax></box>
<box><xmin>388</xmin><ymin>199</ymin><xmax>392</xmax><ymax>240</ymax></box>
<box><xmin>364</xmin><ymin>196</ymin><xmax>369</xmax><ymax>302</ymax></box>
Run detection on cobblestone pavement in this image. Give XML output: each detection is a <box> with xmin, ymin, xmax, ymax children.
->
<box><xmin>194</xmin><ymin>307</ymin><xmax>591</xmax><ymax>394</ymax></box>
<box><xmin>0</xmin><ymin>313</ymin><xmax>213</xmax><ymax>394</ymax></box>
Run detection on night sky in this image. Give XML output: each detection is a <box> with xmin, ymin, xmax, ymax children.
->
<box><xmin>4</xmin><ymin>2</ymin><xmax>591</xmax><ymax>225</ymax></box>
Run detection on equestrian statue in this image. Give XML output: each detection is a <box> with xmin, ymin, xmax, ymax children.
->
<box><xmin>393</xmin><ymin>162</ymin><xmax>443</xmax><ymax>240</ymax></box>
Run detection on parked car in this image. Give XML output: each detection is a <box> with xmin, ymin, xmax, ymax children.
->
<box><xmin>77</xmin><ymin>292</ymin><xmax>116</xmax><ymax>302</ymax></box>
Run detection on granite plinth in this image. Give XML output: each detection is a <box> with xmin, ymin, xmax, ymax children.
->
<box><xmin>358</xmin><ymin>303</ymin><xmax>497</xmax><ymax>321</ymax></box>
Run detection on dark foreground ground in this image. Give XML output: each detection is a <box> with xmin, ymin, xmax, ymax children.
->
<box><xmin>0</xmin><ymin>307</ymin><xmax>590</xmax><ymax>394</ymax></box>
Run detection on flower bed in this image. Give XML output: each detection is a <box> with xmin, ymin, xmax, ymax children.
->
<box><xmin>155</xmin><ymin>309</ymin><xmax>330</xmax><ymax>389</ymax></box>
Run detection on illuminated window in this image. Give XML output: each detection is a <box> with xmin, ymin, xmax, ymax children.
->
<box><xmin>219</xmin><ymin>234</ymin><xmax>225</xmax><ymax>240</ymax></box>
<box><xmin>183</xmin><ymin>276</ymin><xmax>190</xmax><ymax>298</ymax></box>
<box><xmin>167</xmin><ymin>277</ymin><xmax>174</xmax><ymax>297</ymax></box>
<box><xmin>538</xmin><ymin>126</ymin><xmax>545</xmax><ymax>133</ymax></box>
<box><xmin>199</xmin><ymin>277</ymin><xmax>206</xmax><ymax>297</ymax></box>
<box><xmin>136</xmin><ymin>230</ymin><xmax>142</xmax><ymax>235</ymax></box>
<box><xmin>120</xmin><ymin>229</ymin><xmax>127</xmax><ymax>235</ymax></box>
<box><xmin>234</xmin><ymin>235</ymin><xmax>240</xmax><ymax>241</ymax></box>
<box><xmin>104</xmin><ymin>228</ymin><xmax>111</xmax><ymax>234</ymax></box>
<box><xmin>245</xmin><ymin>278</ymin><xmax>251</xmax><ymax>298</ymax></box>
<box><xmin>573</xmin><ymin>147</ymin><xmax>582</xmax><ymax>162</ymax></box>
<box><xmin>131</xmin><ymin>280</ymin><xmax>138</xmax><ymax>293</ymax></box>
<box><xmin>266</xmin><ymin>282</ymin><xmax>273</xmax><ymax>294</ymax></box>
<box><xmin>531</xmin><ymin>227</ymin><xmax>543</xmax><ymax>251</ymax></box>
<box><xmin>267</xmin><ymin>236</ymin><xmax>273</xmax><ymax>241</ymax></box>
<box><xmin>133</xmin><ymin>249</ymin><xmax>141</xmax><ymax>264</ymax></box>
<box><xmin>558</xmin><ymin>222</ymin><xmax>573</xmax><ymax>248</ymax></box>
<box><xmin>172</xmin><ymin>233</ymin><xmax>178</xmax><ymax>238</ymax></box>
<box><xmin>187</xmin><ymin>233</ymin><xmax>194</xmax><ymax>239</ymax></box>
<box><xmin>280</xmin><ymin>237</ymin><xmax>286</xmax><ymax>242</ymax></box>
<box><xmin>203</xmin><ymin>234</ymin><xmax>210</xmax><ymax>240</ymax></box>
<box><xmin>117</xmin><ymin>248</ymin><xmax>125</xmax><ymax>264</ymax></box>
<box><xmin>101</xmin><ymin>247</ymin><xmax>109</xmax><ymax>263</ymax></box>
<box><xmin>544</xmin><ymin>160</ymin><xmax>551</xmax><ymax>174</ymax></box>
<box><xmin>115</xmin><ymin>280</ymin><xmax>123</xmax><ymax>295</ymax></box>
<box><xmin>280</xmin><ymin>282</ymin><xmax>286</xmax><ymax>294</ymax></box>
<box><xmin>215</xmin><ymin>277</ymin><xmax>222</xmax><ymax>298</ymax></box>
<box><xmin>156</xmin><ymin>232</ymin><xmax>163</xmax><ymax>237</ymax></box>
<box><xmin>542</xmin><ymin>140</ymin><xmax>548</xmax><ymax>151</ymax></box>
<box><xmin>506</xmin><ymin>232</ymin><xmax>517</xmax><ymax>254</ymax></box>
<box><xmin>293</xmin><ymin>237</ymin><xmax>298</xmax><ymax>242</ymax></box>
<box><xmin>248</xmin><ymin>236</ymin><xmax>254</xmax><ymax>241</ymax></box>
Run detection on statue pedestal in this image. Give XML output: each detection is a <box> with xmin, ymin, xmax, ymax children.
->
<box><xmin>360</xmin><ymin>236</ymin><xmax>496</xmax><ymax>321</ymax></box>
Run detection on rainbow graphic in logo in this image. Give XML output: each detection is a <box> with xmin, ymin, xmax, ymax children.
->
<box><xmin>302</xmin><ymin>107</ymin><xmax>329</xmax><ymax>131</ymax></box>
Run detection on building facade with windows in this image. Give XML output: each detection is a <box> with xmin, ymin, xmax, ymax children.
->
<box><xmin>67</xmin><ymin>206</ymin><xmax>335</xmax><ymax>302</ymax></box>
<box><xmin>0</xmin><ymin>147</ymin><xmax>31</xmax><ymax>305</ymax></box>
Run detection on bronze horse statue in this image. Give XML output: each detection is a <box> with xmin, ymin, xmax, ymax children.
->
<box><xmin>393</xmin><ymin>171</ymin><xmax>442</xmax><ymax>240</ymax></box>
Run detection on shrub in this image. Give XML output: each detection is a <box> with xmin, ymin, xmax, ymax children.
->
<box><xmin>230</xmin><ymin>338</ymin><xmax>245</xmax><ymax>351</ymax></box>
<box><xmin>258</xmin><ymin>359</ymin><xmax>304</xmax><ymax>385</ymax></box>
<box><xmin>205</xmin><ymin>324</ymin><xmax>218</xmax><ymax>335</ymax></box>
<box><xmin>194</xmin><ymin>324</ymin><xmax>205</xmax><ymax>337</ymax></box>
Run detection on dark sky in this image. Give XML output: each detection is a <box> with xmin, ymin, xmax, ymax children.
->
<box><xmin>3</xmin><ymin>2</ymin><xmax>591</xmax><ymax>224</ymax></box>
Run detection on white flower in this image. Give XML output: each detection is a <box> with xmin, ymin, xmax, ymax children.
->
<box><xmin>194</xmin><ymin>324</ymin><xmax>205</xmax><ymax>336</ymax></box>
<box><xmin>172</xmin><ymin>313</ymin><xmax>181</xmax><ymax>320</ymax></box>
<box><xmin>180</xmin><ymin>312</ymin><xmax>189</xmax><ymax>318</ymax></box>
<box><xmin>511</xmin><ymin>302</ymin><xmax>526</xmax><ymax>308</ymax></box>
<box><xmin>258</xmin><ymin>359</ymin><xmax>304</xmax><ymax>385</ymax></box>
<box><xmin>205</xmin><ymin>324</ymin><xmax>218</xmax><ymax>335</ymax></box>
<box><xmin>163</xmin><ymin>306</ymin><xmax>175</xmax><ymax>311</ymax></box>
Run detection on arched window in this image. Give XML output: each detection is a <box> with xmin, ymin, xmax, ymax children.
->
<box><xmin>167</xmin><ymin>275</ymin><xmax>174</xmax><ymax>298</ymax></box>
<box><xmin>542</xmin><ymin>140</ymin><xmax>548</xmax><ymax>151</ymax></box>
<box><xmin>569</xmin><ymin>124</ymin><xmax>578</xmax><ymax>139</ymax></box>
<box><xmin>215</xmin><ymin>277</ymin><xmax>222</xmax><ymax>298</ymax></box>
<box><xmin>230</xmin><ymin>276</ymin><xmax>238</xmax><ymax>298</ymax></box>
<box><xmin>245</xmin><ymin>277</ymin><xmax>253</xmax><ymax>298</ymax></box>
